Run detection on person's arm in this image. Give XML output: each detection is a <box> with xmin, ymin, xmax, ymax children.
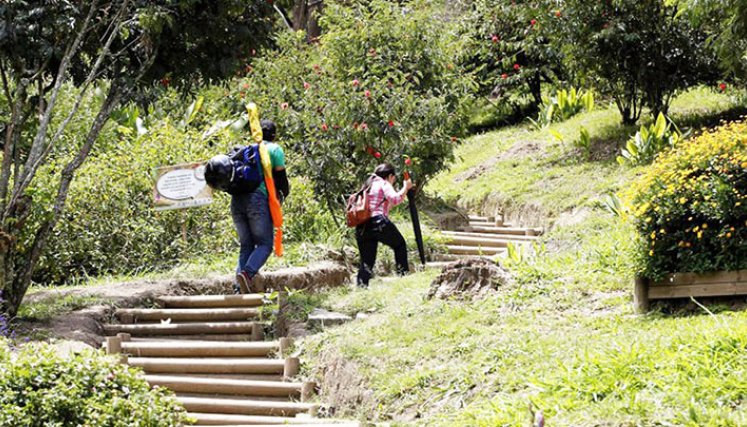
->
<box><xmin>381</xmin><ymin>179</ymin><xmax>412</xmax><ymax>206</ymax></box>
<box><xmin>272</xmin><ymin>167</ymin><xmax>289</xmax><ymax>201</ymax></box>
<box><xmin>269</xmin><ymin>145</ymin><xmax>289</xmax><ymax>201</ymax></box>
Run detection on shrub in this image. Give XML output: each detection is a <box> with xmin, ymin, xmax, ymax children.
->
<box><xmin>0</xmin><ymin>339</ymin><xmax>189</xmax><ymax>426</ymax></box>
<box><xmin>624</xmin><ymin>120</ymin><xmax>747</xmax><ymax>280</ymax></box>
<box><xmin>565</xmin><ymin>0</ymin><xmax>718</xmax><ymax>124</ymax></box>
<box><xmin>239</xmin><ymin>0</ymin><xmax>474</xmax><ymax>208</ymax></box>
<box><xmin>459</xmin><ymin>0</ymin><xmax>564</xmax><ymax>108</ymax></box>
<box><xmin>617</xmin><ymin>113</ymin><xmax>684</xmax><ymax>166</ymax></box>
<box><xmin>531</xmin><ymin>86</ymin><xmax>594</xmax><ymax>128</ymax></box>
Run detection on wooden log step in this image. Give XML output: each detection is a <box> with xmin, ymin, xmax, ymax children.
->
<box><xmin>128</xmin><ymin>357</ymin><xmax>285</xmax><ymax>374</ymax></box>
<box><xmin>145</xmin><ymin>375</ymin><xmax>304</xmax><ymax>398</ymax></box>
<box><xmin>158</xmin><ymin>294</ymin><xmax>264</xmax><ymax>309</ymax></box>
<box><xmin>430</xmin><ymin>253</ymin><xmax>492</xmax><ymax>262</ymax></box>
<box><xmin>121</xmin><ymin>341</ymin><xmax>278</xmax><ymax>358</ymax></box>
<box><xmin>188</xmin><ymin>413</ymin><xmax>352</xmax><ymax>425</ymax></box>
<box><xmin>456</xmin><ymin>226</ymin><xmax>541</xmax><ymax>237</ymax></box>
<box><xmin>129</xmin><ymin>334</ymin><xmax>257</xmax><ymax>342</ymax></box>
<box><xmin>441</xmin><ymin>234</ymin><xmax>510</xmax><ymax>248</ymax></box>
<box><xmin>153</xmin><ymin>373</ymin><xmax>284</xmax><ymax>382</ymax></box>
<box><xmin>116</xmin><ymin>308</ymin><xmax>259</xmax><ymax>323</ymax></box>
<box><xmin>446</xmin><ymin>245</ymin><xmax>507</xmax><ymax>256</ymax></box>
<box><xmin>444</xmin><ymin>230</ymin><xmax>537</xmax><ymax>241</ymax></box>
<box><xmin>178</xmin><ymin>396</ymin><xmax>316</xmax><ymax>417</ymax></box>
<box><xmin>104</xmin><ymin>321</ymin><xmax>257</xmax><ymax>337</ymax></box>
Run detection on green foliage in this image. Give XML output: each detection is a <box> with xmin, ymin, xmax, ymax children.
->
<box><xmin>0</xmin><ymin>339</ymin><xmax>189</xmax><ymax>426</ymax></box>
<box><xmin>624</xmin><ymin>120</ymin><xmax>747</xmax><ymax>279</ymax></box>
<box><xmin>618</xmin><ymin>113</ymin><xmax>683</xmax><ymax>166</ymax></box>
<box><xmin>459</xmin><ymin>0</ymin><xmax>565</xmax><ymax>107</ymax></box>
<box><xmin>681</xmin><ymin>0</ymin><xmax>747</xmax><ymax>81</ymax></box>
<box><xmin>565</xmin><ymin>0</ymin><xmax>718</xmax><ymax>124</ymax></box>
<box><xmin>238</xmin><ymin>0</ymin><xmax>474</xmax><ymax>207</ymax></box>
<box><xmin>573</xmin><ymin>125</ymin><xmax>592</xmax><ymax>159</ymax></box>
<box><xmin>532</xmin><ymin>87</ymin><xmax>595</xmax><ymax>129</ymax></box>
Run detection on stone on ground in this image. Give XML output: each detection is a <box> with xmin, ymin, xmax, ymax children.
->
<box><xmin>426</xmin><ymin>258</ymin><xmax>512</xmax><ymax>300</ymax></box>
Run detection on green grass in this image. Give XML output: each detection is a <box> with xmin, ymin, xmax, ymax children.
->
<box><xmin>16</xmin><ymin>294</ymin><xmax>106</xmax><ymax>322</ymax></box>
<box><xmin>301</xmin><ymin>88</ymin><xmax>747</xmax><ymax>425</ymax></box>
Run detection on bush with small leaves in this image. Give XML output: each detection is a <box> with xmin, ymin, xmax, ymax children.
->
<box><xmin>0</xmin><ymin>339</ymin><xmax>189</xmax><ymax>426</ymax></box>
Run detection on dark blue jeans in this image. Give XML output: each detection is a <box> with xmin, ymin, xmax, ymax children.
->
<box><xmin>231</xmin><ymin>191</ymin><xmax>273</xmax><ymax>278</ymax></box>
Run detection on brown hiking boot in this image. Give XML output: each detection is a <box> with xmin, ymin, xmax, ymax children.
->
<box><xmin>236</xmin><ymin>271</ymin><xmax>252</xmax><ymax>294</ymax></box>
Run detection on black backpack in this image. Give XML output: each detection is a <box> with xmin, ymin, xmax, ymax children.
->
<box><xmin>223</xmin><ymin>145</ymin><xmax>264</xmax><ymax>195</ymax></box>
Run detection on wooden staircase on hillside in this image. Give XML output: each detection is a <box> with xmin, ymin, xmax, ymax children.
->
<box><xmin>104</xmin><ymin>294</ymin><xmax>358</xmax><ymax>427</ymax></box>
<box><xmin>437</xmin><ymin>214</ymin><xmax>542</xmax><ymax>261</ymax></box>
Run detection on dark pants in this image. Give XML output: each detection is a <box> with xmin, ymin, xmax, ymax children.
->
<box><xmin>231</xmin><ymin>191</ymin><xmax>273</xmax><ymax>278</ymax></box>
<box><xmin>355</xmin><ymin>215</ymin><xmax>409</xmax><ymax>286</ymax></box>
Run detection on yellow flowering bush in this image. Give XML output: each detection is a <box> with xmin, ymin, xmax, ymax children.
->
<box><xmin>624</xmin><ymin>120</ymin><xmax>747</xmax><ymax>280</ymax></box>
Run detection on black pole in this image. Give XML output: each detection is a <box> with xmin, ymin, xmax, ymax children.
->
<box><xmin>405</xmin><ymin>171</ymin><xmax>426</xmax><ymax>265</ymax></box>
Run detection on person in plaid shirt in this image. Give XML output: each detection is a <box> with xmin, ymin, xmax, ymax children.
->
<box><xmin>355</xmin><ymin>163</ymin><xmax>413</xmax><ymax>288</ymax></box>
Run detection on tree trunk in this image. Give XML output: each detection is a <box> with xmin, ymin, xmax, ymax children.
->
<box><xmin>0</xmin><ymin>84</ymin><xmax>123</xmax><ymax>317</ymax></box>
<box><xmin>292</xmin><ymin>0</ymin><xmax>324</xmax><ymax>40</ymax></box>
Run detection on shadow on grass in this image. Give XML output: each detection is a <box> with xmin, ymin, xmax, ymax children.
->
<box><xmin>670</xmin><ymin>104</ymin><xmax>747</xmax><ymax>132</ymax></box>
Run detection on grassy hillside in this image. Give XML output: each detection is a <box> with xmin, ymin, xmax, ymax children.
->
<box><xmin>302</xmin><ymin>88</ymin><xmax>747</xmax><ymax>426</ymax></box>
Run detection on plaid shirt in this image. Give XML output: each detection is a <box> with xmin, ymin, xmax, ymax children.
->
<box><xmin>368</xmin><ymin>175</ymin><xmax>405</xmax><ymax>218</ymax></box>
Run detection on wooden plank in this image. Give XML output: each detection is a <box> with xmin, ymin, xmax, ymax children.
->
<box><xmin>649</xmin><ymin>282</ymin><xmax>747</xmax><ymax>300</ymax></box>
<box><xmin>652</xmin><ymin>270</ymin><xmax>745</xmax><ymax>287</ymax></box>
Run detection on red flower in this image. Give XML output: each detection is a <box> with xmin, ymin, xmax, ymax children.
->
<box><xmin>555</xmin><ymin>10</ymin><xmax>562</xmax><ymax>17</ymax></box>
<box><xmin>501</xmin><ymin>73</ymin><xmax>508</xmax><ymax>79</ymax></box>
<box><xmin>366</xmin><ymin>146</ymin><xmax>375</xmax><ymax>154</ymax></box>
<box><xmin>364</xmin><ymin>90</ymin><xmax>371</xmax><ymax>98</ymax></box>
<box><xmin>313</xmin><ymin>64</ymin><xmax>320</xmax><ymax>70</ymax></box>
<box><xmin>360</xmin><ymin>122</ymin><xmax>369</xmax><ymax>131</ymax></box>
<box><xmin>352</xmin><ymin>79</ymin><xmax>360</xmax><ymax>87</ymax></box>
<box><xmin>451</xmin><ymin>136</ymin><xmax>457</xmax><ymax>143</ymax></box>
<box><xmin>404</xmin><ymin>158</ymin><xmax>412</xmax><ymax>166</ymax></box>
<box><xmin>491</xmin><ymin>35</ymin><xmax>499</xmax><ymax>43</ymax></box>
<box><xmin>241</xmin><ymin>83</ymin><xmax>249</xmax><ymax>90</ymax></box>
<box><xmin>280</xmin><ymin>102</ymin><xmax>289</xmax><ymax>110</ymax></box>
<box><xmin>321</xmin><ymin>123</ymin><xmax>328</xmax><ymax>132</ymax></box>
<box><xmin>353</xmin><ymin>122</ymin><xmax>359</xmax><ymax>130</ymax></box>
<box><xmin>369</xmin><ymin>48</ymin><xmax>377</xmax><ymax>56</ymax></box>
<box><xmin>374</xmin><ymin>152</ymin><xmax>381</xmax><ymax>159</ymax></box>
<box><xmin>160</xmin><ymin>77</ymin><xmax>170</xmax><ymax>87</ymax></box>
<box><xmin>719</xmin><ymin>83</ymin><xmax>727</xmax><ymax>92</ymax></box>
<box><xmin>530</xmin><ymin>19</ymin><xmax>537</xmax><ymax>26</ymax></box>
<box><xmin>388</xmin><ymin>120</ymin><xmax>395</xmax><ymax>128</ymax></box>
<box><xmin>303</xmin><ymin>81</ymin><xmax>310</xmax><ymax>90</ymax></box>
<box><xmin>513</xmin><ymin>64</ymin><xmax>521</xmax><ymax>71</ymax></box>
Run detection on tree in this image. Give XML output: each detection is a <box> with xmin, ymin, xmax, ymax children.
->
<box><xmin>0</xmin><ymin>0</ymin><xmax>275</xmax><ymax>316</ymax></box>
<box><xmin>458</xmin><ymin>0</ymin><xmax>565</xmax><ymax>110</ymax></box>
<box><xmin>234</xmin><ymin>0</ymin><xmax>475</xmax><ymax>210</ymax></box>
<box><xmin>565</xmin><ymin>0</ymin><xmax>718</xmax><ymax>124</ymax></box>
<box><xmin>681</xmin><ymin>0</ymin><xmax>747</xmax><ymax>82</ymax></box>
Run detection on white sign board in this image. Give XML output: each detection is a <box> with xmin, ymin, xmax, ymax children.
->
<box><xmin>153</xmin><ymin>162</ymin><xmax>212</xmax><ymax>211</ymax></box>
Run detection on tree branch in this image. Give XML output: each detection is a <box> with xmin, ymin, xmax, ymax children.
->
<box><xmin>0</xmin><ymin>60</ymin><xmax>12</xmax><ymax>106</ymax></box>
<box><xmin>7</xmin><ymin>0</ymin><xmax>130</xmax><ymax>219</ymax></box>
<box><xmin>15</xmin><ymin>0</ymin><xmax>99</xmax><ymax>197</ymax></box>
<box><xmin>11</xmin><ymin>84</ymin><xmax>123</xmax><ymax>311</ymax></box>
<box><xmin>0</xmin><ymin>81</ymin><xmax>29</xmax><ymax>223</ymax></box>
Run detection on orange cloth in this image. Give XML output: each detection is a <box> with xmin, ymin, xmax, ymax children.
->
<box><xmin>246</xmin><ymin>103</ymin><xmax>283</xmax><ymax>257</ymax></box>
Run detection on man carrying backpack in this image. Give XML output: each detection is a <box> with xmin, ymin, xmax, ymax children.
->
<box><xmin>204</xmin><ymin>120</ymin><xmax>289</xmax><ymax>294</ymax></box>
